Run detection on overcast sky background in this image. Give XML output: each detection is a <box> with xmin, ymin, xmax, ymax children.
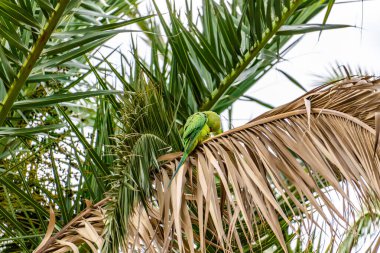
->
<box><xmin>107</xmin><ymin>0</ymin><xmax>380</xmax><ymax>129</ymax></box>
<box><xmin>234</xmin><ymin>0</ymin><xmax>380</xmax><ymax>122</ymax></box>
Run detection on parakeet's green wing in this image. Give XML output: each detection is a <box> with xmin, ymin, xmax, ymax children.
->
<box><xmin>168</xmin><ymin>113</ymin><xmax>208</xmax><ymax>187</ymax></box>
<box><xmin>182</xmin><ymin>113</ymin><xmax>207</xmax><ymax>144</ymax></box>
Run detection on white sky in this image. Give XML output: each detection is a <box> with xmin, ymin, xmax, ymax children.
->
<box><xmin>231</xmin><ymin>0</ymin><xmax>380</xmax><ymax>126</ymax></box>
<box><xmin>107</xmin><ymin>0</ymin><xmax>380</xmax><ymax>129</ymax></box>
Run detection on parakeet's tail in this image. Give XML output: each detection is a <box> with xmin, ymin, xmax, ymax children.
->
<box><xmin>168</xmin><ymin>152</ymin><xmax>188</xmax><ymax>188</ymax></box>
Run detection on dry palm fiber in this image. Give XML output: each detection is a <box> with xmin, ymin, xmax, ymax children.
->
<box><xmin>36</xmin><ymin>77</ymin><xmax>380</xmax><ymax>252</ymax></box>
<box><xmin>127</xmin><ymin>76</ymin><xmax>380</xmax><ymax>252</ymax></box>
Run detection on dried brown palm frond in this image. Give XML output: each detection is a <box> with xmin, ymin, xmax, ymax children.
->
<box><xmin>33</xmin><ymin>199</ymin><xmax>108</xmax><ymax>253</ymax></box>
<box><xmin>126</xmin><ymin>76</ymin><xmax>380</xmax><ymax>252</ymax></box>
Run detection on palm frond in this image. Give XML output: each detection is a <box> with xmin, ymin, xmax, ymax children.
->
<box><xmin>137</xmin><ymin>0</ymin><xmax>349</xmax><ymax>117</ymax></box>
<box><xmin>102</xmin><ymin>77</ymin><xmax>183</xmax><ymax>252</ymax></box>
<box><xmin>314</xmin><ymin>62</ymin><xmax>374</xmax><ymax>84</ymax></box>
<box><xmin>0</xmin><ymin>1</ymin><xmax>148</xmax><ymax>250</ymax></box>
<box><xmin>0</xmin><ymin>0</ymin><xmax>150</xmax><ymax>126</ymax></box>
<box><xmin>127</xmin><ymin>76</ymin><xmax>380</xmax><ymax>252</ymax></box>
<box><xmin>337</xmin><ymin>211</ymin><xmax>380</xmax><ymax>253</ymax></box>
<box><xmin>0</xmin><ymin>0</ymin><xmax>71</xmax><ymax>126</ymax></box>
<box><xmin>33</xmin><ymin>199</ymin><xmax>108</xmax><ymax>253</ymax></box>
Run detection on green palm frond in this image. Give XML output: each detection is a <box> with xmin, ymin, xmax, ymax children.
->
<box><xmin>103</xmin><ymin>77</ymin><xmax>183</xmax><ymax>252</ymax></box>
<box><xmin>0</xmin><ymin>0</ymin><xmax>149</xmax><ymax>251</ymax></box>
<box><xmin>337</xmin><ymin>210</ymin><xmax>380</xmax><ymax>253</ymax></box>
<box><xmin>0</xmin><ymin>0</ymin><xmax>152</xmax><ymax>126</ymax></box>
<box><xmin>136</xmin><ymin>0</ymin><xmax>350</xmax><ymax>118</ymax></box>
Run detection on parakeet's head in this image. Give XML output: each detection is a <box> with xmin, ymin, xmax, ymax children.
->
<box><xmin>204</xmin><ymin>111</ymin><xmax>221</xmax><ymax>132</ymax></box>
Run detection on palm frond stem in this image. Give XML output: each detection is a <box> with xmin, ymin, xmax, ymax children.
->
<box><xmin>0</xmin><ymin>0</ymin><xmax>70</xmax><ymax>125</ymax></box>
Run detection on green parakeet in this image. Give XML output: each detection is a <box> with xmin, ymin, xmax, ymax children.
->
<box><xmin>169</xmin><ymin>111</ymin><xmax>222</xmax><ymax>186</ymax></box>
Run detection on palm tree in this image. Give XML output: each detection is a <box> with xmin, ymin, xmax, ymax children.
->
<box><xmin>0</xmin><ymin>0</ymin><xmax>378</xmax><ymax>252</ymax></box>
